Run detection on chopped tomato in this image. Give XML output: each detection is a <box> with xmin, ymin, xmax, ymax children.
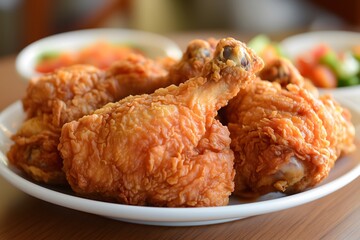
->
<box><xmin>35</xmin><ymin>41</ymin><xmax>143</xmax><ymax>74</ymax></box>
<box><xmin>295</xmin><ymin>43</ymin><xmax>360</xmax><ymax>88</ymax></box>
<box><xmin>310</xmin><ymin>43</ymin><xmax>330</xmax><ymax>61</ymax></box>
<box><xmin>309</xmin><ymin>65</ymin><xmax>337</xmax><ymax>88</ymax></box>
<box><xmin>35</xmin><ymin>53</ymin><xmax>75</xmax><ymax>73</ymax></box>
<box><xmin>297</xmin><ymin>54</ymin><xmax>336</xmax><ymax>88</ymax></box>
<box><xmin>296</xmin><ymin>55</ymin><xmax>315</xmax><ymax>79</ymax></box>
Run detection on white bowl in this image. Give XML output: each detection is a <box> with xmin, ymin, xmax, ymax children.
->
<box><xmin>16</xmin><ymin>28</ymin><xmax>183</xmax><ymax>81</ymax></box>
<box><xmin>280</xmin><ymin>30</ymin><xmax>360</xmax><ymax>96</ymax></box>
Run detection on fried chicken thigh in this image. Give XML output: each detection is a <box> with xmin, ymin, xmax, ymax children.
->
<box><xmin>8</xmin><ymin>40</ymin><xmax>217</xmax><ymax>184</ymax></box>
<box><xmin>226</xmin><ymin>79</ymin><xmax>355</xmax><ymax>197</ymax></box>
<box><xmin>58</xmin><ymin>38</ymin><xmax>264</xmax><ymax>207</ymax></box>
<box><xmin>8</xmin><ymin>65</ymin><xmax>109</xmax><ymax>183</ymax></box>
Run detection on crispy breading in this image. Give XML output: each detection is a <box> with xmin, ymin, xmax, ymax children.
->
<box><xmin>7</xmin><ymin>39</ymin><xmax>218</xmax><ymax>184</ymax></box>
<box><xmin>226</xmin><ymin>79</ymin><xmax>355</xmax><ymax>197</ymax></box>
<box><xmin>58</xmin><ymin>38</ymin><xmax>263</xmax><ymax>206</ymax></box>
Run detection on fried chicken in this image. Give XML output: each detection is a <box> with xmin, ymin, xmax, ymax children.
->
<box><xmin>226</xmin><ymin>79</ymin><xmax>355</xmax><ymax>197</ymax></box>
<box><xmin>258</xmin><ymin>57</ymin><xmax>318</xmax><ymax>96</ymax></box>
<box><xmin>166</xmin><ymin>38</ymin><xmax>217</xmax><ymax>85</ymax></box>
<box><xmin>106</xmin><ymin>38</ymin><xmax>217</xmax><ymax>97</ymax></box>
<box><xmin>8</xmin><ymin>65</ymin><xmax>109</xmax><ymax>184</ymax></box>
<box><xmin>58</xmin><ymin>38</ymin><xmax>264</xmax><ymax>207</ymax></box>
<box><xmin>7</xmin><ymin>39</ymin><xmax>219</xmax><ymax>184</ymax></box>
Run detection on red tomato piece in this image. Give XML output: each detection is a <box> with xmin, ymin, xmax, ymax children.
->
<box><xmin>296</xmin><ymin>55</ymin><xmax>315</xmax><ymax>79</ymax></box>
<box><xmin>35</xmin><ymin>41</ymin><xmax>142</xmax><ymax>73</ymax></box>
<box><xmin>311</xmin><ymin>43</ymin><xmax>330</xmax><ymax>62</ymax></box>
<box><xmin>310</xmin><ymin>65</ymin><xmax>337</xmax><ymax>88</ymax></box>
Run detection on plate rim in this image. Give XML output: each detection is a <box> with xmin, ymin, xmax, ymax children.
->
<box><xmin>15</xmin><ymin>28</ymin><xmax>183</xmax><ymax>81</ymax></box>
<box><xmin>280</xmin><ymin>30</ymin><xmax>360</xmax><ymax>53</ymax></box>
<box><xmin>0</xmin><ymin>99</ymin><xmax>360</xmax><ymax>224</ymax></box>
<box><xmin>279</xmin><ymin>30</ymin><xmax>360</xmax><ymax>94</ymax></box>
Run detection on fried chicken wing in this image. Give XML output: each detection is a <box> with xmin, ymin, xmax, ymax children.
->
<box><xmin>226</xmin><ymin>79</ymin><xmax>355</xmax><ymax>197</ymax></box>
<box><xmin>7</xmin><ymin>39</ymin><xmax>220</xmax><ymax>184</ymax></box>
<box><xmin>58</xmin><ymin>38</ymin><xmax>264</xmax><ymax>207</ymax></box>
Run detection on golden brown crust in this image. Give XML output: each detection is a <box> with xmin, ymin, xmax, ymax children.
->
<box><xmin>258</xmin><ymin>57</ymin><xmax>319</xmax><ymax>97</ymax></box>
<box><xmin>8</xmin><ymin>39</ymin><xmax>229</xmax><ymax>185</ymax></box>
<box><xmin>226</xmin><ymin>79</ymin><xmax>355</xmax><ymax>197</ymax></box>
<box><xmin>58</xmin><ymin>38</ymin><xmax>263</xmax><ymax>206</ymax></box>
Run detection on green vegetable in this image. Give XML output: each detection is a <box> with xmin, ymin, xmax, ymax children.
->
<box><xmin>351</xmin><ymin>46</ymin><xmax>360</xmax><ymax>61</ymax></box>
<box><xmin>37</xmin><ymin>51</ymin><xmax>60</xmax><ymax>62</ymax></box>
<box><xmin>248</xmin><ymin>34</ymin><xmax>271</xmax><ymax>54</ymax></box>
<box><xmin>319</xmin><ymin>51</ymin><xmax>339</xmax><ymax>70</ymax></box>
<box><xmin>338</xmin><ymin>75</ymin><xmax>360</xmax><ymax>87</ymax></box>
<box><xmin>320</xmin><ymin>51</ymin><xmax>360</xmax><ymax>79</ymax></box>
<box><xmin>337</xmin><ymin>52</ymin><xmax>360</xmax><ymax>78</ymax></box>
<box><xmin>272</xmin><ymin>43</ymin><xmax>285</xmax><ymax>57</ymax></box>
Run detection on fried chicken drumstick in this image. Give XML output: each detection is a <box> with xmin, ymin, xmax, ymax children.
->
<box><xmin>226</xmin><ymin>78</ymin><xmax>355</xmax><ymax>197</ymax></box>
<box><xmin>7</xmin><ymin>39</ymin><xmax>217</xmax><ymax>184</ymax></box>
<box><xmin>58</xmin><ymin>38</ymin><xmax>264</xmax><ymax>207</ymax></box>
<box><xmin>258</xmin><ymin>57</ymin><xmax>318</xmax><ymax>96</ymax></box>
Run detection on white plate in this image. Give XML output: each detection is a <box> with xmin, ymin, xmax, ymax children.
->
<box><xmin>16</xmin><ymin>28</ymin><xmax>183</xmax><ymax>81</ymax></box>
<box><xmin>280</xmin><ymin>30</ymin><xmax>360</xmax><ymax>95</ymax></box>
<box><xmin>280</xmin><ymin>31</ymin><xmax>360</xmax><ymax>61</ymax></box>
<box><xmin>0</xmin><ymin>99</ymin><xmax>360</xmax><ymax>226</ymax></box>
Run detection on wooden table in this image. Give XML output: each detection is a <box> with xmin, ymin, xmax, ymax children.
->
<box><xmin>0</xmin><ymin>33</ymin><xmax>360</xmax><ymax>240</ymax></box>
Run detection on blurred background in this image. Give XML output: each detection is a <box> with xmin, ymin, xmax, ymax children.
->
<box><xmin>0</xmin><ymin>0</ymin><xmax>359</xmax><ymax>56</ymax></box>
